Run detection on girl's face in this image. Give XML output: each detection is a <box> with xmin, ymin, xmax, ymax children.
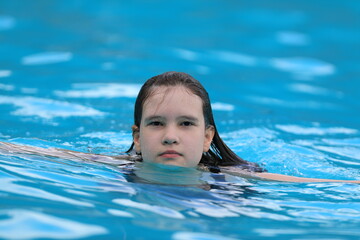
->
<box><xmin>133</xmin><ymin>86</ymin><xmax>215</xmax><ymax>168</ymax></box>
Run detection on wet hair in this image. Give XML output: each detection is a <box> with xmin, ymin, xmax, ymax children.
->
<box><xmin>127</xmin><ymin>71</ymin><xmax>266</xmax><ymax>173</ymax></box>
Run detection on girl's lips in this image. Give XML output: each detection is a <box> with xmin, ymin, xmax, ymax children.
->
<box><xmin>159</xmin><ymin>150</ymin><xmax>182</xmax><ymax>158</ymax></box>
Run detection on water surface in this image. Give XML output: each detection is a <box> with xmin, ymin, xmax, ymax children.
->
<box><xmin>0</xmin><ymin>0</ymin><xmax>360</xmax><ymax>239</ymax></box>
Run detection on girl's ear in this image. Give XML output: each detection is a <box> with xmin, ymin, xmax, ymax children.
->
<box><xmin>132</xmin><ymin>125</ymin><xmax>141</xmax><ymax>153</ymax></box>
<box><xmin>203</xmin><ymin>125</ymin><xmax>215</xmax><ymax>152</ymax></box>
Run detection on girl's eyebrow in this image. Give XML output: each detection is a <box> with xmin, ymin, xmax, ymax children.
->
<box><xmin>144</xmin><ymin>115</ymin><xmax>199</xmax><ymax>122</ymax></box>
<box><xmin>177</xmin><ymin>116</ymin><xmax>199</xmax><ymax>122</ymax></box>
<box><xmin>144</xmin><ymin>116</ymin><xmax>165</xmax><ymax>123</ymax></box>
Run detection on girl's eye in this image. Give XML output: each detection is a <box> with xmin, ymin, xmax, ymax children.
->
<box><xmin>148</xmin><ymin>121</ymin><xmax>163</xmax><ymax>126</ymax></box>
<box><xmin>181</xmin><ymin>121</ymin><xmax>194</xmax><ymax>127</ymax></box>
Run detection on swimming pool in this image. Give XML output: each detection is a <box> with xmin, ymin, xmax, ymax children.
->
<box><xmin>1</xmin><ymin>0</ymin><xmax>360</xmax><ymax>239</ymax></box>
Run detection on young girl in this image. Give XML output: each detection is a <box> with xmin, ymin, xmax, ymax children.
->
<box><xmin>125</xmin><ymin>71</ymin><xmax>359</xmax><ymax>183</ymax></box>
<box><xmin>0</xmin><ymin>71</ymin><xmax>359</xmax><ymax>183</ymax></box>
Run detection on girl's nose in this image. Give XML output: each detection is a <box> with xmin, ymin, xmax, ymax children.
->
<box><xmin>162</xmin><ymin>138</ymin><xmax>178</xmax><ymax>145</ymax></box>
<box><xmin>162</xmin><ymin>126</ymin><xmax>179</xmax><ymax>145</ymax></box>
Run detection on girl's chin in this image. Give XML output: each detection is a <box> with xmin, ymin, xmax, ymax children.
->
<box><xmin>153</xmin><ymin>158</ymin><xmax>193</xmax><ymax>168</ymax></box>
<box><xmin>160</xmin><ymin>160</ymin><xmax>186</xmax><ymax>167</ymax></box>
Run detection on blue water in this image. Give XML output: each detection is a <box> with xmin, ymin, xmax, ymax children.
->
<box><xmin>1</xmin><ymin>0</ymin><xmax>360</xmax><ymax>239</ymax></box>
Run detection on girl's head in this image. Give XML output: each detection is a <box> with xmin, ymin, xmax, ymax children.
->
<box><xmin>128</xmin><ymin>72</ymin><xmax>265</xmax><ymax>172</ymax></box>
<box><xmin>133</xmin><ymin>71</ymin><xmax>214</xmax><ymax>129</ymax></box>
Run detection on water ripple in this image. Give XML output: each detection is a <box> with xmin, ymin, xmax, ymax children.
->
<box><xmin>269</xmin><ymin>57</ymin><xmax>335</xmax><ymax>80</ymax></box>
<box><xmin>0</xmin><ymin>83</ymin><xmax>15</xmax><ymax>91</ymax></box>
<box><xmin>113</xmin><ymin>198</ymin><xmax>185</xmax><ymax>219</ymax></box>
<box><xmin>172</xmin><ymin>48</ymin><xmax>200</xmax><ymax>61</ymax></box>
<box><xmin>54</xmin><ymin>83</ymin><xmax>141</xmax><ymax>98</ymax></box>
<box><xmin>211</xmin><ymin>102</ymin><xmax>235</xmax><ymax>111</ymax></box>
<box><xmin>81</xmin><ymin>131</ymin><xmax>132</xmax><ymax>142</ymax></box>
<box><xmin>173</xmin><ymin>231</ymin><xmax>237</xmax><ymax>240</ymax></box>
<box><xmin>1</xmin><ymin>177</ymin><xmax>93</xmax><ymax>207</ymax></box>
<box><xmin>0</xmin><ymin>210</ymin><xmax>107</xmax><ymax>239</ymax></box>
<box><xmin>21</xmin><ymin>52</ymin><xmax>73</xmax><ymax>65</ymax></box>
<box><xmin>208</xmin><ymin>50</ymin><xmax>258</xmax><ymax>66</ymax></box>
<box><xmin>314</xmin><ymin>145</ymin><xmax>360</xmax><ymax>161</ymax></box>
<box><xmin>276</xmin><ymin>124</ymin><xmax>358</xmax><ymax>135</ymax></box>
<box><xmin>0</xmin><ymin>95</ymin><xmax>105</xmax><ymax>119</ymax></box>
<box><xmin>247</xmin><ymin>95</ymin><xmax>337</xmax><ymax>109</ymax></box>
<box><xmin>0</xmin><ymin>70</ymin><xmax>12</xmax><ymax>78</ymax></box>
<box><xmin>288</xmin><ymin>83</ymin><xmax>343</xmax><ymax>98</ymax></box>
<box><xmin>276</xmin><ymin>31</ymin><xmax>310</xmax><ymax>46</ymax></box>
<box><xmin>0</xmin><ymin>15</ymin><xmax>15</xmax><ymax>31</ymax></box>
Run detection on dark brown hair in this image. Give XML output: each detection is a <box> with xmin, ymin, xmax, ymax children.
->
<box><xmin>127</xmin><ymin>71</ymin><xmax>265</xmax><ymax>173</ymax></box>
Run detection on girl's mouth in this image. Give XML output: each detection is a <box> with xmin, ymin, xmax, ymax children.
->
<box><xmin>159</xmin><ymin>150</ymin><xmax>182</xmax><ymax>158</ymax></box>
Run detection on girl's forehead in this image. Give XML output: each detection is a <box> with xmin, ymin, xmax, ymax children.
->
<box><xmin>145</xmin><ymin>86</ymin><xmax>198</xmax><ymax>103</ymax></box>
<box><xmin>142</xmin><ymin>86</ymin><xmax>203</xmax><ymax>112</ymax></box>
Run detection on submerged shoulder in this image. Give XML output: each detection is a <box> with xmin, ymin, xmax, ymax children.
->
<box><xmin>220</xmin><ymin>167</ymin><xmax>360</xmax><ymax>183</ymax></box>
<box><xmin>203</xmin><ymin>162</ymin><xmax>360</xmax><ymax>183</ymax></box>
<box><xmin>255</xmin><ymin>172</ymin><xmax>360</xmax><ymax>183</ymax></box>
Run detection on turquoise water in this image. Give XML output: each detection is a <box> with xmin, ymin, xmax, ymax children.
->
<box><xmin>1</xmin><ymin>0</ymin><xmax>360</xmax><ymax>239</ymax></box>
